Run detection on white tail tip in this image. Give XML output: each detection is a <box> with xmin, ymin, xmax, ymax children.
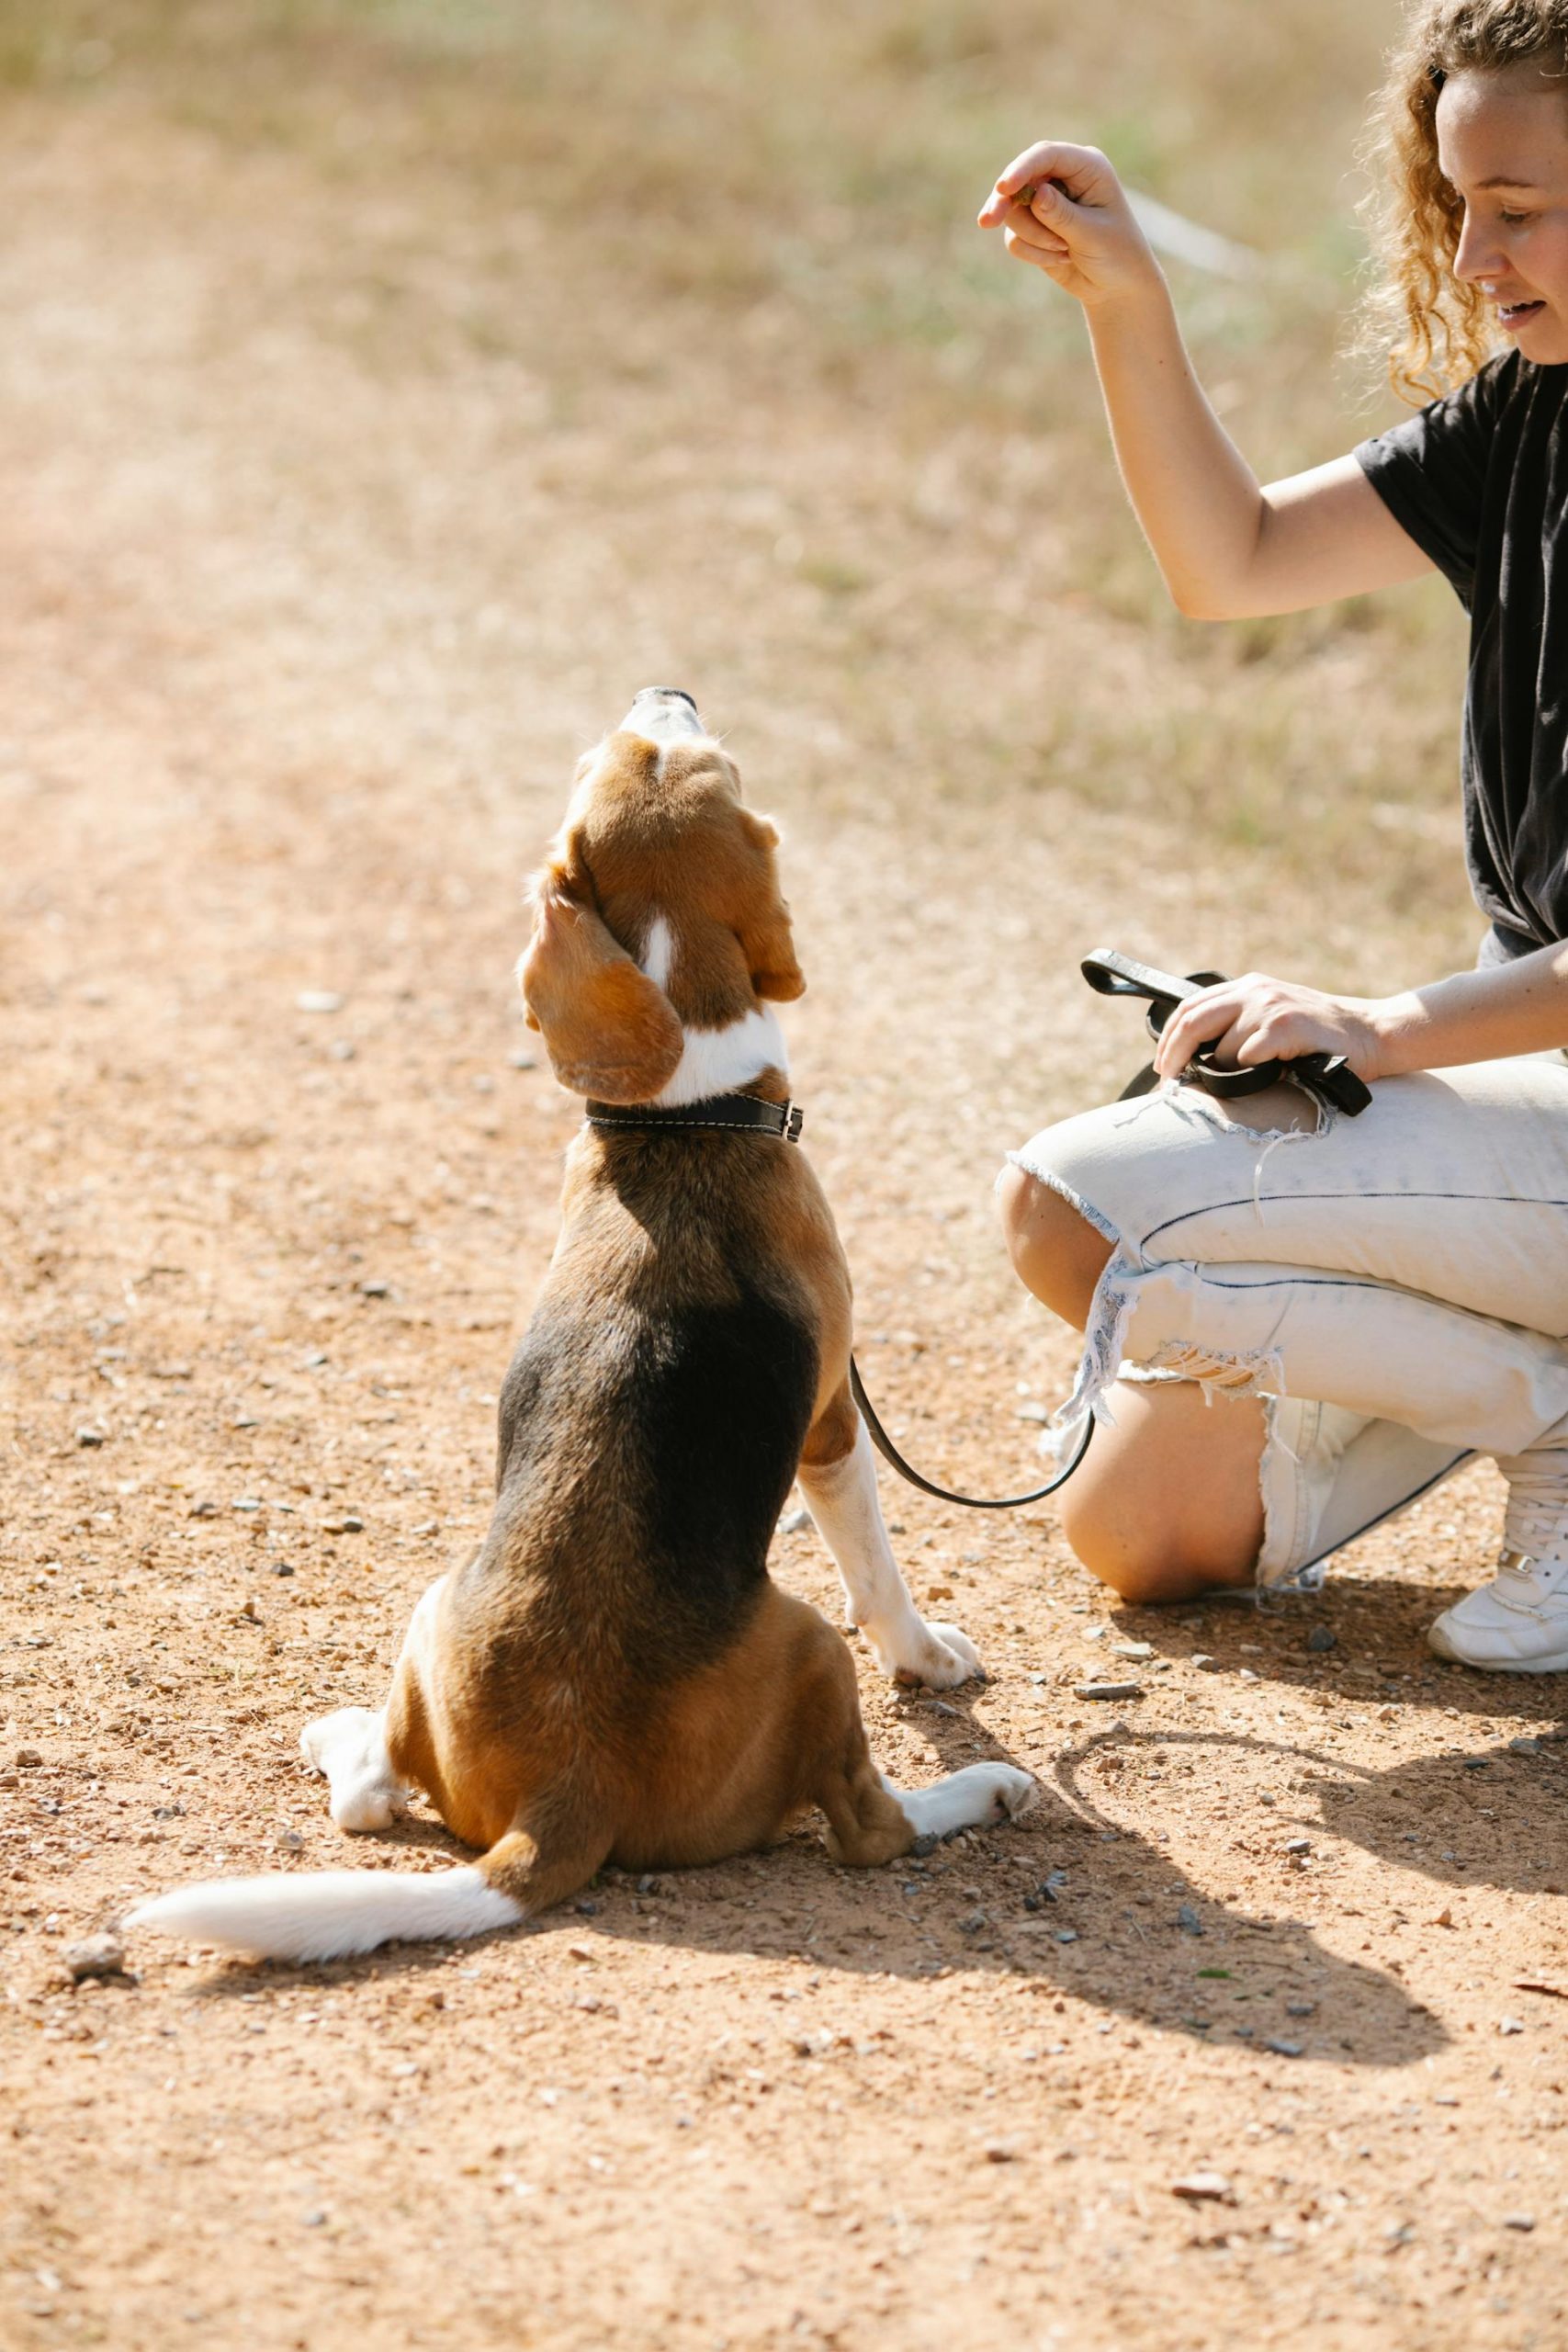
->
<box><xmin>126</xmin><ymin>1865</ymin><xmax>521</xmax><ymax>1963</ymax></box>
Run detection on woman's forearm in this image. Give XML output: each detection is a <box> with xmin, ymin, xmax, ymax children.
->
<box><xmin>1155</xmin><ymin>947</ymin><xmax>1568</xmax><ymax>1087</ymax></box>
<box><xmin>1085</xmin><ymin>285</ymin><xmax>1269</xmax><ymax>618</ymax></box>
<box><xmin>1371</xmin><ymin>944</ymin><xmax>1568</xmax><ymax>1077</ymax></box>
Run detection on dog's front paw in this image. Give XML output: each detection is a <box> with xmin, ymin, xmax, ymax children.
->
<box><xmin>865</xmin><ymin>1613</ymin><xmax>984</xmax><ymax>1690</ymax></box>
<box><xmin>300</xmin><ymin>1706</ymin><xmax>412</xmax><ymax>1833</ymax></box>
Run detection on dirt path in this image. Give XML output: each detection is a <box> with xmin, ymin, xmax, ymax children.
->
<box><xmin>4</xmin><ymin>83</ymin><xmax>1567</xmax><ymax>2352</ymax></box>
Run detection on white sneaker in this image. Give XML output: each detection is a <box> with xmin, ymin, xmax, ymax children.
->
<box><xmin>1427</xmin><ymin>1547</ymin><xmax>1568</xmax><ymax>1671</ymax></box>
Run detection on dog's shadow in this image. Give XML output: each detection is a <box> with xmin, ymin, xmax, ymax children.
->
<box><xmin>195</xmin><ymin>1690</ymin><xmax>1476</xmax><ymax>2068</ymax></box>
<box><xmin>526</xmin><ymin>1704</ymin><xmax>1451</xmax><ymax>2069</ymax></box>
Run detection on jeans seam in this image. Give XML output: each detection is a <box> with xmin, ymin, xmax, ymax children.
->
<box><xmin>1140</xmin><ymin>1189</ymin><xmax>1568</xmax><ymax>1255</ymax></box>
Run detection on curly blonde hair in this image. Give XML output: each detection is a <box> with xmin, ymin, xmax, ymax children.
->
<box><xmin>1364</xmin><ymin>0</ymin><xmax>1568</xmax><ymax>401</ymax></box>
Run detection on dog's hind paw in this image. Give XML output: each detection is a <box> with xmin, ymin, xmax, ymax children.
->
<box><xmin>890</xmin><ymin>1759</ymin><xmax>1037</xmax><ymax>1841</ymax></box>
<box><xmin>982</xmin><ymin>1763</ymin><xmax>1038</xmax><ymax>1823</ymax></box>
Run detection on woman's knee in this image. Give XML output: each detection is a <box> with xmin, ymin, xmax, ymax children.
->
<box><xmin>1057</xmin><ymin>1379</ymin><xmax>1264</xmax><ymax>1606</ymax></box>
<box><xmin>997</xmin><ymin>1161</ymin><xmax>1112</xmax><ymax>1329</ymax></box>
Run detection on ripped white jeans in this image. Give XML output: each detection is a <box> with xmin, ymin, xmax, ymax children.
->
<box><xmin>1009</xmin><ymin>1053</ymin><xmax>1568</xmax><ymax>1589</ymax></box>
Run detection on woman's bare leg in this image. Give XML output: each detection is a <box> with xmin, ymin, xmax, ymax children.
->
<box><xmin>997</xmin><ymin>1164</ymin><xmax>1261</xmax><ymax>1603</ymax></box>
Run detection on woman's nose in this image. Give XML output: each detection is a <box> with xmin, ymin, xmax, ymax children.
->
<box><xmin>1453</xmin><ymin>209</ymin><xmax>1503</xmax><ymax>283</ymax></box>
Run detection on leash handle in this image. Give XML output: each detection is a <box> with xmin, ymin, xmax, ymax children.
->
<box><xmin>1081</xmin><ymin>948</ymin><xmax>1371</xmax><ymax>1117</ymax></box>
<box><xmin>849</xmin><ymin>1355</ymin><xmax>1092</xmax><ymax>1510</ymax></box>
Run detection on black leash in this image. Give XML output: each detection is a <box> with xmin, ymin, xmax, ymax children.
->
<box><xmin>580</xmin><ymin>944</ymin><xmax>1370</xmax><ymax>1518</ymax></box>
<box><xmin>1082</xmin><ymin>949</ymin><xmax>1372</xmax><ymax>1117</ymax></box>
<box><xmin>849</xmin><ymin>1354</ymin><xmax>1092</xmax><ymax>1510</ymax></box>
<box><xmin>583</xmin><ymin>1087</ymin><xmax>1094</xmax><ymax>1511</ymax></box>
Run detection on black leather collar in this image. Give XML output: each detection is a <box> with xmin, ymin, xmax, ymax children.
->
<box><xmin>585</xmin><ymin>1092</ymin><xmax>804</xmax><ymax>1142</ymax></box>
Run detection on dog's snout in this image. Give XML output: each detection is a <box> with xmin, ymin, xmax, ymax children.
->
<box><xmin>620</xmin><ymin>686</ymin><xmax>706</xmax><ymax>744</ymax></box>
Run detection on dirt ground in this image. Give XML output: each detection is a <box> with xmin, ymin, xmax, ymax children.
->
<box><xmin>5</xmin><ymin>44</ymin><xmax>1568</xmax><ymax>2352</ymax></box>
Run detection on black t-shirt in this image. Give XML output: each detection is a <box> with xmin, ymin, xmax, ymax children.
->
<box><xmin>1356</xmin><ymin>352</ymin><xmax>1568</xmax><ymax>956</ymax></box>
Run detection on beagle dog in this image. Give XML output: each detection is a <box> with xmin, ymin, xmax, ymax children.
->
<box><xmin>129</xmin><ymin>691</ymin><xmax>1033</xmax><ymax>1963</ymax></box>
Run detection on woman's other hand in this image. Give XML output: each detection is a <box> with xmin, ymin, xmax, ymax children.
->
<box><xmin>1153</xmin><ymin>973</ymin><xmax>1386</xmax><ymax>1084</ymax></box>
<box><xmin>977</xmin><ymin>141</ymin><xmax>1163</xmax><ymax>311</ymax></box>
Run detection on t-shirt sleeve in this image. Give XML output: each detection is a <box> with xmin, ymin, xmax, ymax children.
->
<box><xmin>1354</xmin><ymin>357</ymin><xmax>1508</xmax><ymax>610</ymax></box>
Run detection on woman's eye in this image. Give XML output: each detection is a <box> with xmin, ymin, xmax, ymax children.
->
<box><xmin>1499</xmin><ymin>210</ymin><xmax>1532</xmax><ymax>227</ymax></box>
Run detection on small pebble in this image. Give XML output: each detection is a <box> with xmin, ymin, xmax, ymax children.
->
<box><xmin>959</xmin><ymin>1910</ymin><xmax>987</xmax><ymax>1934</ymax></box>
<box><xmin>1190</xmin><ymin>1654</ymin><xmax>1221</xmax><ymax>1673</ymax></box>
<box><xmin>1237</xmin><ymin>1668</ymin><xmax>1260</xmax><ymax>1684</ymax></box>
<box><xmin>1504</xmin><ymin>2214</ymin><xmax>1536</xmax><ymax>2233</ymax></box>
<box><xmin>778</xmin><ymin>1508</ymin><xmax>810</xmax><ymax>1535</ymax></box>
<box><xmin>1075</xmin><ymin>1681</ymin><xmax>1145</xmax><ymax>1702</ymax></box>
<box><xmin>75</xmin><ymin>1425</ymin><xmax>107</xmax><ymax>1449</ymax></box>
<box><xmin>16</xmin><ymin>1747</ymin><xmax>42</xmax><ymax>1770</ymax></box>
<box><xmin>1055</xmin><ymin>1928</ymin><xmax>1078</xmax><ymax>1945</ymax></box>
<box><xmin>357</xmin><ymin>1279</ymin><xmax>391</xmax><ymax>1299</ymax></box>
<box><xmin>1015</xmin><ymin>1402</ymin><xmax>1051</xmax><ymax>1424</ymax></box>
<box><xmin>1499</xmin><ymin>2017</ymin><xmax>1525</xmax><ymax>2036</ymax></box>
<box><xmin>277</xmin><ymin>1830</ymin><xmax>303</xmax><ymax>1851</ymax></box>
<box><xmin>1171</xmin><ymin>2171</ymin><xmax>1233</xmax><ymax>2203</ymax></box>
<box><xmin>509</xmin><ymin>1046</ymin><xmax>538</xmax><ymax>1069</ymax></box>
<box><xmin>1461</xmin><ymin>1758</ymin><xmax>1489</xmax><ymax>1772</ymax></box>
<box><xmin>1508</xmin><ymin>1736</ymin><xmax>1541</xmax><ymax>1756</ymax></box>
<box><xmin>1177</xmin><ymin>1904</ymin><xmax>1203</xmax><ymax>1937</ymax></box>
<box><xmin>1261</xmin><ymin>2038</ymin><xmax>1304</xmax><ymax>2059</ymax></box>
<box><xmin>1286</xmin><ymin>2001</ymin><xmax>1317</xmax><ymax>2018</ymax></box>
<box><xmin>271</xmin><ymin>1562</ymin><xmax>295</xmax><ymax>1577</ymax></box>
<box><xmin>64</xmin><ymin>1933</ymin><xmax>127</xmax><ymax>1983</ymax></box>
<box><xmin>1305</xmin><ymin>1626</ymin><xmax>1337</xmax><ymax>1654</ymax></box>
<box><xmin>296</xmin><ymin>990</ymin><xmax>344</xmax><ymax>1014</ymax></box>
<box><xmin>1111</xmin><ymin>1640</ymin><xmax>1153</xmax><ymax>1660</ymax></box>
<box><xmin>983</xmin><ymin>2140</ymin><xmax>1020</xmax><ymax>2163</ymax></box>
<box><xmin>1284</xmin><ymin>1837</ymin><xmax>1312</xmax><ymax>1855</ymax></box>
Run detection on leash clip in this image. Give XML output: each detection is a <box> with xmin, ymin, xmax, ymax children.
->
<box><xmin>784</xmin><ymin>1102</ymin><xmax>805</xmax><ymax>1144</ymax></box>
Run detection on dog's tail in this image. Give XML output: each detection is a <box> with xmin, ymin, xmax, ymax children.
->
<box><xmin>125</xmin><ymin>1864</ymin><xmax>521</xmax><ymax>1964</ymax></box>
<box><xmin>125</xmin><ymin>1826</ymin><xmax>595</xmax><ymax>1965</ymax></box>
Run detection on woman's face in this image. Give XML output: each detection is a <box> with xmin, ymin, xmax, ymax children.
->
<box><xmin>1437</xmin><ymin>64</ymin><xmax>1568</xmax><ymax>365</ymax></box>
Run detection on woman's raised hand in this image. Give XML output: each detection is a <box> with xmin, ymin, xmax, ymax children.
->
<box><xmin>977</xmin><ymin>141</ymin><xmax>1162</xmax><ymax>309</ymax></box>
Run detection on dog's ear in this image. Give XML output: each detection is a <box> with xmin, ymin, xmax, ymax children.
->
<box><xmin>732</xmin><ymin>809</ymin><xmax>806</xmax><ymax>1002</ymax></box>
<box><xmin>519</xmin><ymin>831</ymin><xmax>683</xmax><ymax>1102</ymax></box>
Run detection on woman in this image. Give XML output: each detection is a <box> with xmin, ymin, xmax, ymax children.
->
<box><xmin>978</xmin><ymin>0</ymin><xmax>1568</xmax><ymax>1669</ymax></box>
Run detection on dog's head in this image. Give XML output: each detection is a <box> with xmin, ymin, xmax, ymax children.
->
<box><xmin>519</xmin><ymin>690</ymin><xmax>804</xmax><ymax>1102</ymax></box>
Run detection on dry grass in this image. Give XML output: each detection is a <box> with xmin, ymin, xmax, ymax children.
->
<box><xmin>0</xmin><ymin>0</ymin><xmax>1474</xmax><ymax>919</ymax></box>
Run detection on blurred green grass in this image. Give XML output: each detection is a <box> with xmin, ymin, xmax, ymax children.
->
<box><xmin>0</xmin><ymin>0</ymin><xmax>1472</xmax><ymax>921</ymax></box>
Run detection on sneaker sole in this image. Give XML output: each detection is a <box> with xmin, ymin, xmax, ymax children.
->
<box><xmin>1427</xmin><ymin>1619</ymin><xmax>1568</xmax><ymax>1672</ymax></box>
